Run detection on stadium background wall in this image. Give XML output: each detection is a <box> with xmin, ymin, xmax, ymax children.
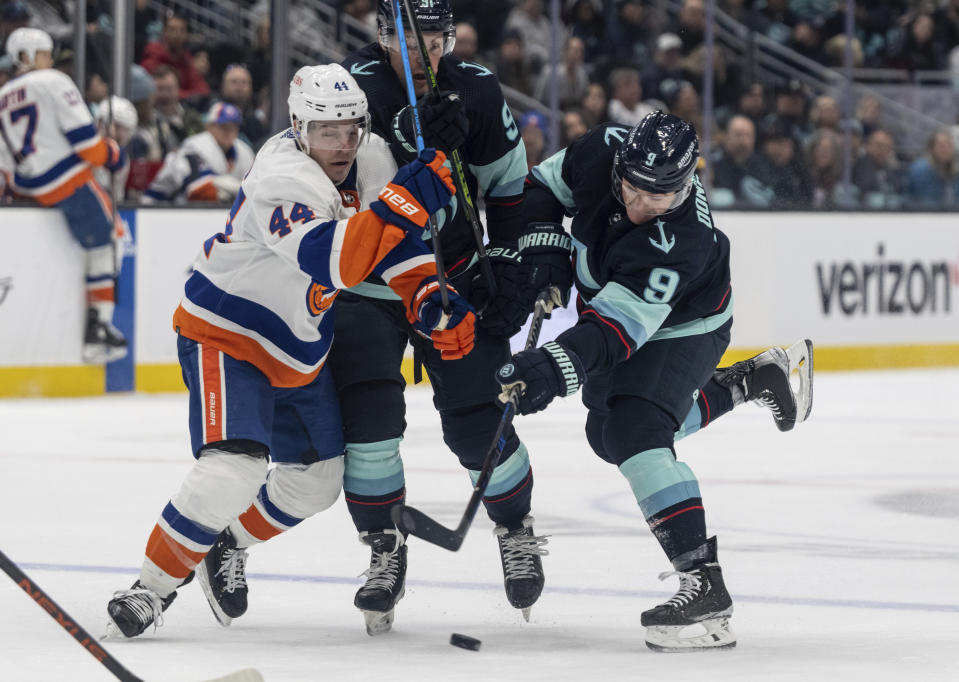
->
<box><xmin>1</xmin><ymin>207</ymin><xmax>958</xmax><ymax>397</ymax></box>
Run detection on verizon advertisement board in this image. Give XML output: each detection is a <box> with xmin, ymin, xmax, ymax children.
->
<box><xmin>2</xmin><ymin>208</ymin><xmax>957</xmax><ymax>395</ymax></box>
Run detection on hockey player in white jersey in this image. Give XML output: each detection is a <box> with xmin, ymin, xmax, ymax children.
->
<box><xmin>0</xmin><ymin>27</ymin><xmax>128</xmax><ymax>362</ymax></box>
<box><xmin>142</xmin><ymin>101</ymin><xmax>255</xmax><ymax>204</ymax></box>
<box><xmin>92</xmin><ymin>95</ymin><xmax>138</xmax><ymax>202</ymax></box>
<box><xmin>105</xmin><ymin>63</ymin><xmax>476</xmax><ymax>639</ymax></box>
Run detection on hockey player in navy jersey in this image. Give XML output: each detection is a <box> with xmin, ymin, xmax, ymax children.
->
<box><xmin>104</xmin><ymin>64</ymin><xmax>475</xmax><ymax>638</ymax></box>
<box><xmin>332</xmin><ymin>0</ymin><xmax>545</xmax><ymax>632</ymax></box>
<box><xmin>496</xmin><ymin>111</ymin><xmax>814</xmax><ymax>651</ymax></box>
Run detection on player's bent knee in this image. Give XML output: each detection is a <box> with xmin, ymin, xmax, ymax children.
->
<box><xmin>337</xmin><ymin>381</ymin><xmax>405</xmax><ymax>443</ymax></box>
<box><xmin>266</xmin><ymin>457</ymin><xmax>345</xmax><ymax>519</ymax></box>
<box><xmin>586</xmin><ymin>410</ymin><xmax>616</xmax><ymax>463</ymax></box>
<box><xmin>441</xmin><ymin>404</ymin><xmax>517</xmax><ymax>467</ymax></box>
<box><xmin>602</xmin><ymin>397</ymin><xmax>676</xmax><ymax>466</ymax></box>
<box><xmin>172</xmin><ymin>447</ymin><xmax>268</xmax><ymax>530</ymax></box>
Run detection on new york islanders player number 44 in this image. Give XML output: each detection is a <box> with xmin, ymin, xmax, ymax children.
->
<box><xmin>105</xmin><ymin>63</ymin><xmax>475</xmax><ymax>639</ymax></box>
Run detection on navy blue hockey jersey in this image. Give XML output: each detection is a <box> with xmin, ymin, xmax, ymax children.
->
<box><xmin>524</xmin><ymin>122</ymin><xmax>732</xmax><ymax>373</ymax></box>
<box><xmin>341</xmin><ymin>44</ymin><xmax>528</xmax><ymax>294</ymax></box>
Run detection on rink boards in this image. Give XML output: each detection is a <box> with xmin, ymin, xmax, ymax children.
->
<box><xmin>1</xmin><ymin>206</ymin><xmax>957</xmax><ymax>397</ymax></box>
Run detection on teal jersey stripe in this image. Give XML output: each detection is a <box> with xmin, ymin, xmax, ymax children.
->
<box><xmin>650</xmin><ymin>295</ymin><xmax>734</xmax><ymax>341</ymax></box>
<box><xmin>346</xmin><ymin>280</ymin><xmax>402</xmax><ymax>301</ymax></box>
<box><xmin>530</xmin><ymin>149</ymin><xmax>574</xmax><ymax>210</ymax></box>
<box><xmin>675</xmin><ymin>400</ymin><xmax>702</xmax><ymax>441</ymax></box>
<box><xmin>571</xmin><ymin>236</ymin><xmax>602</xmax><ymax>291</ymax></box>
<box><xmin>619</xmin><ymin>448</ymin><xmax>700</xmax><ymax>519</ymax></box>
<box><xmin>469</xmin><ymin>143</ymin><xmax>528</xmax><ymax>198</ymax></box>
<box><xmin>343</xmin><ymin>438</ymin><xmax>405</xmax><ymax>496</ymax></box>
<box><xmin>469</xmin><ymin>442</ymin><xmax>530</xmax><ymax>497</ymax></box>
<box><xmin>590</xmin><ymin>281</ymin><xmax>672</xmax><ymax>349</ymax></box>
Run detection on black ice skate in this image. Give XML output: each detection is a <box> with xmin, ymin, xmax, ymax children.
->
<box><xmin>641</xmin><ymin>537</ymin><xmax>736</xmax><ymax>652</ymax></box>
<box><xmin>105</xmin><ymin>581</ymin><xmax>179</xmax><ymax>638</ymax></box>
<box><xmin>197</xmin><ymin>528</ymin><xmax>249</xmax><ymax>626</ymax></box>
<box><xmin>82</xmin><ymin>307</ymin><xmax>128</xmax><ymax>364</ymax></box>
<box><xmin>493</xmin><ymin>515</ymin><xmax>549</xmax><ymax>621</ymax></box>
<box><xmin>355</xmin><ymin>529</ymin><xmax>407</xmax><ymax>635</ymax></box>
<box><xmin>714</xmin><ymin>339</ymin><xmax>814</xmax><ymax>432</ymax></box>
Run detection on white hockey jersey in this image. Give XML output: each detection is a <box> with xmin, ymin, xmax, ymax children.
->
<box><xmin>172</xmin><ymin>130</ymin><xmax>440</xmax><ymax>387</ymax></box>
<box><xmin>0</xmin><ymin>69</ymin><xmax>117</xmax><ymax>205</ymax></box>
<box><xmin>143</xmin><ymin>130</ymin><xmax>255</xmax><ymax>204</ymax></box>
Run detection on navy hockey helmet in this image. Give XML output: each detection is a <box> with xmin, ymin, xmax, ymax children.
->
<box><xmin>612</xmin><ymin>110</ymin><xmax>700</xmax><ymax>208</ymax></box>
<box><xmin>377</xmin><ymin>0</ymin><xmax>456</xmax><ymax>55</ymax></box>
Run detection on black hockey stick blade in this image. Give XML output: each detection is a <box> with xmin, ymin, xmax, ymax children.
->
<box><xmin>392</xmin><ymin>289</ymin><xmax>557</xmax><ymax>550</ymax></box>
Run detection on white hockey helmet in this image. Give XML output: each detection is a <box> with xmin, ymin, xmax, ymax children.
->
<box><xmin>288</xmin><ymin>64</ymin><xmax>370</xmax><ymax>154</ymax></box>
<box><xmin>5</xmin><ymin>27</ymin><xmax>54</xmax><ymax>71</ymax></box>
<box><xmin>94</xmin><ymin>96</ymin><xmax>139</xmax><ymax>131</ymax></box>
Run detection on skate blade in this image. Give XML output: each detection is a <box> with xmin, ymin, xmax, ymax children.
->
<box><xmin>196</xmin><ymin>561</ymin><xmax>234</xmax><ymax>627</ymax></box>
<box><xmin>521</xmin><ymin>607</ymin><xmax>532</xmax><ymax>622</ymax></box>
<box><xmin>82</xmin><ymin>344</ymin><xmax>128</xmax><ymax>364</ymax></box>
<box><xmin>362</xmin><ymin>608</ymin><xmax>395</xmax><ymax>636</ymax></box>
<box><xmin>644</xmin><ymin>616</ymin><xmax>736</xmax><ymax>652</ymax></box>
<box><xmin>101</xmin><ymin>619</ymin><xmax>125</xmax><ymax>641</ymax></box>
<box><xmin>784</xmin><ymin>339</ymin><xmax>814</xmax><ymax>426</ymax></box>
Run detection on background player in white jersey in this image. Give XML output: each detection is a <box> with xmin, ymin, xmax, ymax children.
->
<box><xmin>92</xmin><ymin>95</ymin><xmax>138</xmax><ymax>202</ymax></box>
<box><xmin>105</xmin><ymin>64</ymin><xmax>476</xmax><ymax>638</ymax></box>
<box><xmin>142</xmin><ymin>101</ymin><xmax>255</xmax><ymax>204</ymax></box>
<box><xmin>0</xmin><ymin>27</ymin><xmax>128</xmax><ymax>362</ymax></box>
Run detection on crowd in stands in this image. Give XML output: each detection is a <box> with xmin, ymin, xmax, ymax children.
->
<box><xmin>2</xmin><ymin>0</ymin><xmax>959</xmax><ymax>208</ymax></box>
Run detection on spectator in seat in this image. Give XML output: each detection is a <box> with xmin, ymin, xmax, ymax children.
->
<box><xmin>711</xmin><ymin>115</ymin><xmax>772</xmax><ymax>208</ymax></box>
<box><xmin>218</xmin><ymin>63</ymin><xmax>267</xmax><ymax>150</ymax></box>
<box><xmin>143</xmin><ymin>102</ymin><xmax>254</xmax><ymax>204</ymax></box>
<box><xmin>756</xmin><ymin>116</ymin><xmax>812</xmax><ymax>209</ymax></box>
<box><xmin>905</xmin><ymin>130</ymin><xmax>959</xmax><ymax>208</ymax></box>
<box><xmin>140</xmin><ymin>12</ymin><xmax>210</xmax><ymax>101</ymax></box>
<box><xmin>640</xmin><ymin>32</ymin><xmax>687</xmax><ymax>104</ymax></box>
<box><xmin>805</xmin><ymin>129</ymin><xmax>855</xmax><ymax>209</ymax></box>
<box><xmin>520</xmin><ymin>111</ymin><xmax>547</xmax><ymax>170</ymax></box>
<box><xmin>494</xmin><ymin>28</ymin><xmax>534</xmax><ymax>96</ymax></box>
<box><xmin>853</xmin><ymin>129</ymin><xmax>902</xmax><ymax>209</ymax></box>
<box><xmin>561</xmin><ymin>107</ymin><xmax>590</xmax><ymax>144</ymax></box>
<box><xmin>608</xmin><ymin>67</ymin><xmax>655</xmax><ymax>127</ymax></box>
<box><xmin>505</xmin><ymin>0</ymin><xmax>552</xmax><ymax>75</ymax></box>
<box><xmin>535</xmin><ymin>35</ymin><xmax>589</xmax><ymax>106</ymax></box>
<box><xmin>581</xmin><ymin>81</ymin><xmax>609</xmax><ymax>124</ymax></box>
<box><xmin>453</xmin><ymin>22</ymin><xmax>480</xmax><ymax>62</ymax></box>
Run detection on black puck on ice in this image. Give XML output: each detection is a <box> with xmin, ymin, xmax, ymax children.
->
<box><xmin>449</xmin><ymin>633</ymin><xmax>482</xmax><ymax>651</ymax></box>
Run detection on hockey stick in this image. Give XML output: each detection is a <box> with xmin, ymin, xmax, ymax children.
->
<box><xmin>400</xmin><ymin>0</ymin><xmax>497</xmax><ymax>300</ymax></box>
<box><xmin>391</xmin><ymin>287</ymin><xmax>559</xmax><ymax>551</ymax></box>
<box><xmin>0</xmin><ymin>548</ymin><xmax>263</xmax><ymax>682</ymax></box>
<box><xmin>392</xmin><ymin>0</ymin><xmax>451</xmax><ymax>316</ymax></box>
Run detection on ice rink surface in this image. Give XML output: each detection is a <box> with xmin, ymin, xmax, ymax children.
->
<box><xmin>2</xmin><ymin>368</ymin><xmax>958</xmax><ymax>682</ymax></box>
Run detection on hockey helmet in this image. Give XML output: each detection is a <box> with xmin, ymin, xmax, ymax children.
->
<box><xmin>288</xmin><ymin>64</ymin><xmax>370</xmax><ymax>154</ymax></box>
<box><xmin>612</xmin><ymin>110</ymin><xmax>699</xmax><ymax>210</ymax></box>
<box><xmin>5</xmin><ymin>27</ymin><xmax>53</xmax><ymax>71</ymax></box>
<box><xmin>94</xmin><ymin>96</ymin><xmax>139</xmax><ymax>131</ymax></box>
<box><xmin>377</xmin><ymin>0</ymin><xmax>456</xmax><ymax>55</ymax></box>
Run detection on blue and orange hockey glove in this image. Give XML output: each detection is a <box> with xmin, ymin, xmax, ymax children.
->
<box><xmin>370</xmin><ymin>148</ymin><xmax>455</xmax><ymax>234</ymax></box>
<box><xmin>407</xmin><ymin>276</ymin><xmax>476</xmax><ymax>360</ymax></box>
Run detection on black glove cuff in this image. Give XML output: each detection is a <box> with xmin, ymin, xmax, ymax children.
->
<box><xmin>519</xmin><ymin>222</ymin><xmax>573</xmax><ymax>254</ymax></box>
<box><xmin>542</xmin><ymin>341</ymin><xmax>586</xmax><ymax>396</ymax></box>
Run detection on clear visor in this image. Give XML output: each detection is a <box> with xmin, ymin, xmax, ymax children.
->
<box><xmin>305</xmin><ymin>118</ymin><xmax>369</xmax><ymax>151</ymax></box>
<box><xmin>620</xmin><ymin>179</ymin><xmax>687</xmax><ymax>213</ymax></box>
<box><xmin>379</xmin><ymin>28</ymin><xmax>453</xmax><ymax>58</ymax></box>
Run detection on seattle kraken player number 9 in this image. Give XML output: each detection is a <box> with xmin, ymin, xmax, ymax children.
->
<box><xmin>500</xmin><ymin>111</ymin><xmax>815</xmax><ymax>651</ymax></box>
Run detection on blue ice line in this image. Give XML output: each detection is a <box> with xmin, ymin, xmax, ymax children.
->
<box><xmin>20</xmin><ymin>561</ymin><xmax>959</xmax><ymax>614</ymax></box>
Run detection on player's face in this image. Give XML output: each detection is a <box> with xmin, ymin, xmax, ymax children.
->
<box><xmin>308</xmin><ymin>119</ymin><xmax>365</xmax><ymax>184</ymax></box>
<box><xmin>620</xmin><ymin>179</ymin><xmax>678</xmax><ymax>224</ymax></box>
<box><xmin>385</xmin><ymin>30</ymin><xmax>444</xmax><ymax>97</ymax></box>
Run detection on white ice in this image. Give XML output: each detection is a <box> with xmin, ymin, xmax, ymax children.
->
<box><xmin>1</xmin><ymin>368</ymin><xmax>958</xmax><ymax>682</ymax></box>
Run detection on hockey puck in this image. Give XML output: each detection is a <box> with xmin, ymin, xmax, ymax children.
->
<box><xmin>449</xmin><ymin>633</ymin><xmax>482</xmax><ymax>651</ymax></box>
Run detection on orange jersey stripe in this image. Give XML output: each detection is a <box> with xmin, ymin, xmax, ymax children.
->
<box><xmin>33</xmin><ymin>167</ymin><xmax>94</xmax><ymax>206</ymax></box>
<box><xmin>174</xmin><ymin>306</ymin><xmax>322</xmax><ymax>388</ymax></box>
<box><xmin>145</xmin><ymin>525</ymin><xmax>205</xmax><ymax>579</ymax></box>
<box><xmin>389</xmin><ymin>262</ymin><xmax>439</xmax><ymax>311</ymax></box>
<box><xmin>76</xmin><ymin>138</ymin><xmax>110</xmax><ymax>167</ymax></box>
<box><xmin>200</xmin><ymin>344</ymin><xmax>224</xmax><ymax>442</ymax></box>
<box><xmin>336</xmin><ymin>212</ymin><xmax>407</xmax><ymax>288</ymax></box>
<box><xmin>86</xmin><ymin>287</ymin><xmax>115</xmax><ymax>303</ymax></box>
<box><xmin>237</xmin><ymin>504</ymin><xmax>285</xmax><ymax>542</ymax></box>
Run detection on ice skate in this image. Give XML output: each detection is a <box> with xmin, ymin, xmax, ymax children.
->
<box><xmin>105</xmin><ymin>581</ymin><xmax>178</xmax><ymax>638</ymax></box>
<box><xmin>355</xmin><ymin>529</ymin><xmax>407</xmax><ymax>635</ymax></box>
<box><xmin>197</xmin><ymin>528</ymin><xmax>249</xmax><ymax>626</ymax></box>
<box><xmin>714</xmin><ymin>339</ymin><xmax>813</xmax><ymax>432</ymax></box>
<box><xmin>641</xmin><ymin>537</ymin><xmax>736</xmax><ymax>652</ymax></box>
<box><xmin>493</xmin><ymin>515</ymin><xmax>549</xmax><ymax>620</ymax></box>
<box><xmin>82</xmin><ymin>307</ymin><xmax>128</xmax><ymax>364</ymax></box>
